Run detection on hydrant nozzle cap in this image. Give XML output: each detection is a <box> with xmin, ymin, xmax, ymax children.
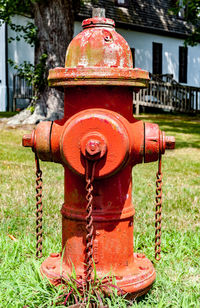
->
<box><xmin>22</xmin><ymin>131</ymin><xmax>35</xmax><ymax>148</ymax></box>
<box><xmin>165</xmin><ymin>136</ymin><xmax>175</xmax><ymax>150</ymax></box>
<box><xmin>82</xmin><ymin>17</ymin><xmax>115</xmax><ymax>29</ymax></box>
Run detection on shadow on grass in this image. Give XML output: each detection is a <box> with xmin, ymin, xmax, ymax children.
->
<box><xmin>128</xmin><ymin>292</ymin><xmax>151</xmax><ymax>306</ymax></box>
<box><xmin>0</xmin><ymin>111</ymin><xmax>18</xmax><ymax>118</ymax></box>
<box><xmin>155</xmin><ymin>121</ymin><xmax>200</xmax><ymax>149</ymax></box>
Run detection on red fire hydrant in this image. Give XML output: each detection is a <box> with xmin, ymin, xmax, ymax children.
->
<box><xmin>23</xmin><ymin>16</ymin><xmax>175</xmax><ymax>297</ymax></box>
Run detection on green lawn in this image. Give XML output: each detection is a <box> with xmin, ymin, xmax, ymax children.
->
<box><xmin>0</xmin><ymin>114</ymin><xmax>199</xmax><ymax>307</ymax></box>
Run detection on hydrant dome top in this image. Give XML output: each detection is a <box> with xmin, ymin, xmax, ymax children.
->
<box><xmin>65</xmin><ymin>17</ymin><xmax>132</xmax><ymax>69</ymax></box>
<box><xmin>48</xmin><ymin>17</ymin><xmax>149</xmax><ymax>87</ymax></box>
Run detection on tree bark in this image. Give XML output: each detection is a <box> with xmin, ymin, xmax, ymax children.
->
<box><xmin>8</xmin><ymin>0</ymin><xmax>80</xmax><ymax>125</ymax></box>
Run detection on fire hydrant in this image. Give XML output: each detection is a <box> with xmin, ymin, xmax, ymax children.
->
<box><xmin>23</xmin><ymin>16</ymin><xmax>175</xmax><ymax>297</ymax></box>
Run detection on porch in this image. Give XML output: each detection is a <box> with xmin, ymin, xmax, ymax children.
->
<box><xmin>133</xmin><ymin>74</ymin><xmax>200</xmax><ymax>115</ymax></box>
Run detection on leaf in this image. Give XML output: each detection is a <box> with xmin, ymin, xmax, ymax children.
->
<box><xmin>8</xmin><ymin>234</ymin><xmax>18</xmax><ymax>241</ymax></box>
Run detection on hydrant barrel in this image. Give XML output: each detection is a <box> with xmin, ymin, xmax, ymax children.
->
<box><xmin>23</xmin><ymin>15</ymin><xmax>175</xmax><ymax>298</ymax></box>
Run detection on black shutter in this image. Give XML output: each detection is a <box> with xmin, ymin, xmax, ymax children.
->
<box><xmin>153</xmin><ymin>43</ymin><xmax>162</xmax><ymax>75</ymax></box>
<box><xmin>179</xmin><ymin>46</ymin><xmax>188</xmax><ymax>83</ymax></box>
<box><xmin>130</xmin><ymin>48</ymin><xmax>135</xmax><ymax>68</ymax></box>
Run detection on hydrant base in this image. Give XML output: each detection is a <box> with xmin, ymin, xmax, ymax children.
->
<box><xmin>40</xmin><ymin>252</ymin><xmax>156</xmax><ymax>298</ymax></box>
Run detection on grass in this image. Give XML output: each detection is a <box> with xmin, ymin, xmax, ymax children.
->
<box><xmin>0</xmin><ymin>111</ymin><xmax>18</xmax><ymax>118</ymax></box>
<box><xmin>0</xmin><ymin>113</ymin><xmax>200</xmax><ymax>307</ymax></box>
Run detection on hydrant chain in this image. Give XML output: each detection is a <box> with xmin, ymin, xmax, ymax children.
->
<box><xmin>85</xmin><ymin>160</ymin><xmax>97</xmax><ymax>284</ymax></box>
<box><xmin>155</xmin><ymin>155</ymin><xmax>163</xmax><ymax>261</ymax></box>
<box><xmin>35</xmin><ymin>153</ymin><xmax>43</xmax><ymax>259</ymax></box>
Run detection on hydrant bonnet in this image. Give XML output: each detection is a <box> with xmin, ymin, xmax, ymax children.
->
<box><xmin>65</xmin><ymin>17</ymin><xmax>132</xmax><ymax>69</ymax></box>
<box><xmin>48</xmin><ymin>17</ymin><xmax>149</xmax><ymax>88</ymax></box>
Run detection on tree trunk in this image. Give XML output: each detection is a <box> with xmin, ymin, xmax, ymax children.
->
<box><xmin>8</xmin><ymin>0</ymin><xmax>80</xmax><ymax>125</ymax></box>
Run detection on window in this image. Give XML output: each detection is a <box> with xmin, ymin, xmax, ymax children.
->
<box><xmin>130</xmin><ymin>48</ymin><xmax>135</xmax><ymax>68</ymax></box>
<box><xmin>179</xmin><ymin>46</ymin><xmax>188</xmax><ymax>83</ymax></box>
<box><xmin>115</xmin><ymin>0</ymin><xmax>129</xmax><ymax>7</ymax></box>
<box><xmin>152</xmin><ymin>43</ymin><xmax>162</xmax><ymax>75</ymax></box>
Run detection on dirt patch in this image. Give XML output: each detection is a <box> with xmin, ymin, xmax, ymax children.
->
<box><xmin>0</xmin><ymin>119</ymin><xmax>35</xmax><ymax>131</ymax></box>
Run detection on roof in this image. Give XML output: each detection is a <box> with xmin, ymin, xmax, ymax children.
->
<box><xmin>77</xmin><ymin>0</ymin><xmax>192</xmax><ymax>39</ymax></box>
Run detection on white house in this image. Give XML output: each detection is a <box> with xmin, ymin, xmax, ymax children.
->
<box><xmin>0</xmin><ymin>22</ymin><xmax>7</xmax><ymax>111</ymax></box>
<box><xmin>0</xmin><ymin>0</ymin><xmax>200</xmax><ymax>111</ymax></box>
<box><xmin>0</xmin><ymin>15</ymin><xmax>34</xmax><ymax>111</ymax></box>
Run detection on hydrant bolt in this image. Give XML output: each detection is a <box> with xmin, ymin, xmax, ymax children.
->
<box><xmin>86</xmin><ymin>140</ymin><xmax>101</xmax><ymax>156</ymax></box>
<box><xmin>80</xmin><ymin>130</ymin><xmax>107</xmax><ymax>163</ymax></box>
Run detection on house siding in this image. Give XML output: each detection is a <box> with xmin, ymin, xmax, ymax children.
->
<box><xmin>0</xmin><ymin>15</ymin><xmax>34</xmax><ymax>111</ymax></box>
<box><xmin>0</xmin><ymin>22</ymin><xmax>7</xmax><ymax>111</ymax></box>
<box><xmin>7</xmin><ymin>15</ymin><xmax>34</xmax><ymax>110</ymax></box>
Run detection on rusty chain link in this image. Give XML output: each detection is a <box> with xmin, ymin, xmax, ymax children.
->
<box><xmin>85</xmin><ymin>159</ymin><xmax>97</xmax><ymax>285</ymax></box>
<box><xmin>35</xmin><ymin>152</ymin><xmax>43</xmax><ymax>259</ymax></box>
<box><xmin>155</xmin><ymin>154</ymin><xmax>163</xmax><ymax>261</ymax></box>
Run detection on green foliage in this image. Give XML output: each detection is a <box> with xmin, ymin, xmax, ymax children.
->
<box><xmin>169</xmin><ymin>0</ymin><xmax>200</xmax><ymax>46</ymax></box>
<box><xmin>8</xmin><ymin>53</ymin><xmax>48</xmax><ymax>104</ymax></box>
<box><xmin>27</xmin><ymin>105</ymin><xmax>35</xmax><ymax>114</ymax></box>
<box><xmin>0</xmin><ymin>0</ymin><xmax>43</xmax><ymax>107</ymax></box>
<box><xmin>9</xmin><ymin>53</ymin><xmax>47</xmax><ymax>89</ymax></box>
<box><xmin>7</xmin><ymin>21</ymin><xmax>38</xmax><ymax>46</ymax></box>
<box><xmin>0</xmin><ymin>0</ymin><xmax>38</xmax><ymax>45</ymax></box>
<box><xmin>0</xmin><ymin>0</ymin><xmax>33</xmax><ymax>21</ymax></box>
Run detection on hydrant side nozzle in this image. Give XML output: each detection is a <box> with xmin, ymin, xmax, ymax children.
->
<box><xmin>26</xmin><ymin>121</ymin><xmax>53</xmax><ymax>162</ymax></box>
<box><xmin>22</xmin><ymin>130</ymin><xmax>35</xmax><ymax>149</ymax></box>
<box><xmin>129</xmin><ymin>120</ymin><xmax>144</xmax><ymax>166</ymax></box>
<box><xmin>144</xmin><ymin>122</ymin><xmax>175</xmax><ymax>163</ymax></box>
<box><xmin>144</xmin><ymin>122</ymin><xmax>160</xmax><ymax>163</ymax></box>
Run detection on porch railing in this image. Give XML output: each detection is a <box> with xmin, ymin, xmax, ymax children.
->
<box><xmin>133</xmin><ymin>75</ymin><xmax>200</xmax><ymax>114</ymax></box>
<box><xmin>13</xmin><ymin>75</ymin><xmax>33</xmax><ymax>111</ymax></box>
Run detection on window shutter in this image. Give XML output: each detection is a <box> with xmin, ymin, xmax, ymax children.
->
<box><xmin>152</xmin><ymin>43</ymin><xmax>162</xmax><ymax>75</ymax></box>
<box><xmin>179</xmin><ymin>46</ymin><xmax>188</xmax><ymax>83</ymax></box>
